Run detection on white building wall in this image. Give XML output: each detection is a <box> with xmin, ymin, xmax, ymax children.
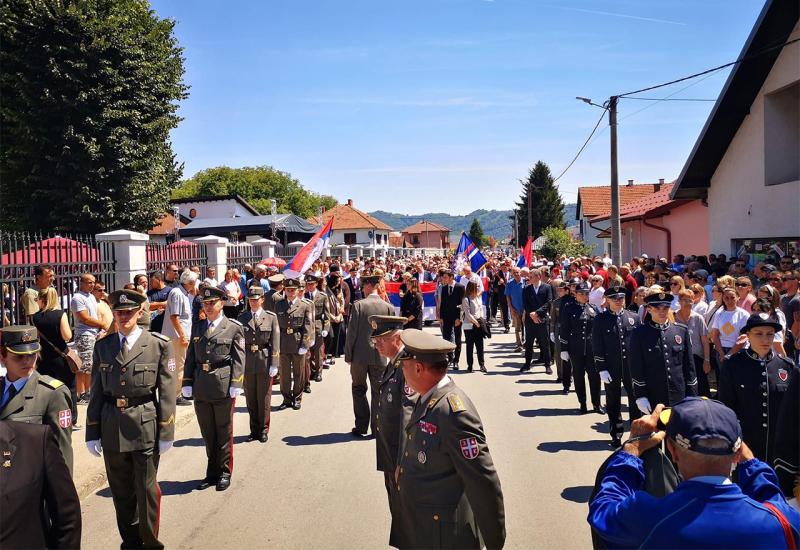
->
<box><xmin>579</xmin><ymin>207</ymin><xmax>609</xmax><ymax>256</ymax></box>
<box><xmin>329</xmin><ymin>229</ymin><xmax>390</xmax><ymax>247</ymax></box>
<box><xmin>174</xmin><ymin>199</ymin><xmax>255</xmax><ymax>220</ymax></box>
<box><xmin>707</xmin><ymin>22</ymin><xmax>800</xmax><ymax>254</ymax></box>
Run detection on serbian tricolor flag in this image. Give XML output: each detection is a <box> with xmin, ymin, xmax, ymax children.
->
<box><xmin>516</xmin><ymin>236</ymin><xmax>533</xmax><ymax>267</ymax></box>
<box><xmin>283</xmin><ymin>217</ymin><xmax>334</xmax><ymax>279</ymax></box>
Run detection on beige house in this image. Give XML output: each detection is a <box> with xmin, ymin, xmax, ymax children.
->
<box><xmin>672</xmin><ymin>0</ymin><xmax>799</xmax><ymax>260</ymax></box>
<box><xmin>401</xmin><ymin>220</ymin><xmax>451</xmax><ymax>249</ymax></box>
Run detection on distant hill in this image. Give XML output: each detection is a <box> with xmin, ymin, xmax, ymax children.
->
<box><xmin>369</xmin><ymin>204</ymin><xmax>577</xmax><ymax>241</ymax></box>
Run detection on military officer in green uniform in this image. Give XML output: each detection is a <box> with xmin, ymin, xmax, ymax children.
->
<box><xmin>274</xmin><ymin>278</ymin><xmax>313</xmax><ymax>410</ymax></box>
<box><xmin>371</xmin><ymin>316</ymin><xmax>417</xmax><ymax>549</ymax></box>
<box><xmin>182</xmin><ymin>286</ymin><xmax>245</xmax><ymax>491</ymax></box>
<box><xmin>396</xmin><ymin>330</ymin><xmax>505</xmax><ymax>550</ymax></box>
<box><xmin>85</xmin><ymin>289</ymin><xmax>176</xmax><ymax>549</ymax></box>
<box><xmin>265</xmin><ymin>273</ymin><xmax>285</xmax><ymax>313</ymax></box>
<box><xmin>303</xmin><ymin>273</ymin><xmax>331</xmax><ymax>386</ymax></box>
<box><xmin>0</xmin><ymin>325</ymin><xmax>74</xmax><ymax>473</ymax></box>
<box><xmin>238</xmin><ymin>286</ymin><xmax>279</xmax><ymax>442</ymax></box>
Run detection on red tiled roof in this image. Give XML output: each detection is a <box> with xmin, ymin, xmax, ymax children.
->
<box><xmin>591</xmin><ymin>183</ymin><xmax>690</xmax><ymax>222</ymax></box>
<box><xmin>577</xmin><ymin>183</ymin><xmax>660</xmax><ymax>218</ymax></box>
<box><xmin>308</xmin><ymin>201</ymin><xmax>393</xmax><ymax>230</ymax></box>
<box><xmin>148</xmin><ymin>213</ymin><xmax>185</xmax><ymax>235</ymax></box>
<box><xmin>402</xmin><ymin>220</ymin><xmax>450</xmax><ymax>234</ymax></box>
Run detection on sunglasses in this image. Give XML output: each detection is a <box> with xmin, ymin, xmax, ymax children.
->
<box><xmin>735</xmin><ymin>264</ymin><xmax>746</xmax><ymax>267</ymax></box>
<box><xmin>769</xmin><ymin>278</ymin><xmax>782</xmax><ymax>282</ymax></box>
<box><xmin>735</xmin><ymin>282</ymin><xmax>750</xmax><ymax>287</ymax></box>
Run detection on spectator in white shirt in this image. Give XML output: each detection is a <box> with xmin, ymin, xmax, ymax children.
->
<box><xmin>162</xmin><ymin>269</ymin><xmax>197</xmax><ymax>404</ymax></box>
<box><xmin>588</xmin><ymin>275</ymin><xmax>605</xmax><ymax>310</ymax></box>
<box><xmin>459</xmin><ymin>265</ymin><xmax>484</xmax><ymax>293</ymax></box>
<box><xmin>709</xmin><ymin>286</ymin><xmax>749</xmax><ymax>361</ymax></box>
<box><xmin>203</xmin><ymin>266</ymin><xmax>219</xmax><ymax>288</ymax></box>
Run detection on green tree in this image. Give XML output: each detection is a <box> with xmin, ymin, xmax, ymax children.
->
<box><xmin>513</xmin><ymin>161</ymin><xmax>565</xmax><ymax>242</ymax></box>
<box><xmin>173</xmin><ymin>165</ymin><xmax>338</xmax><ymax>219</ymax></box>
<box><xmin>468</xmin><ymin>218</ymin><xmax>486</xmax><ymax>247</ymax></box>
<box><xmin>0</xmin><ymin>0</ymin><xmax>188</xmax><ymax>233</ymax></box>
<box><xmin>539</xmin><ymin>226</ymin><xmax>593</xmax><ymax>259</ymax></box>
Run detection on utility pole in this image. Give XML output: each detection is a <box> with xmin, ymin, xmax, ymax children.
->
<box><xmin>609</xmin><ymin>96</ymin><xmax>621</xmax><ymax>265</ymax></box>
<box><xmin>526</xmin><ymin>181</ymin><xmax>533</xmax><ymax>239</ymax></box>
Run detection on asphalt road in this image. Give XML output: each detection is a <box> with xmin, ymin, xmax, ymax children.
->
<box><xmin>79</xmin><ymin>325</ymin><xmax>616</xmax><ymax>549</ymax></box>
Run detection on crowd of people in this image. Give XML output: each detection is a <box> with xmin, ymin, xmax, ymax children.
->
<box><xmin>1</xmin><ymin>247</ymin><xmax>799</xmax><ymax>548</ymax></box>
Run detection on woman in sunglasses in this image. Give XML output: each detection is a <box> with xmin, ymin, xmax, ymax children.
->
<box><xmin>735</xmin><ymin>276</ymin><xmax>756</xmax><ymax>313</ymax></box>
<box><xmin>669</xmin><ymin>276</ymin><xmax>685</xmax><ymax>311</ymax></box>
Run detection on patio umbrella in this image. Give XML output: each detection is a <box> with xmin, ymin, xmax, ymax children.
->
<box><xmin>259</xmin><ymin>257</ymin><xmax>287</xmax><ymax>267</ymax></box>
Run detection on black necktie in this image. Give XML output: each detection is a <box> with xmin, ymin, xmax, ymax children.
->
<box><xmin>120</xmin><ymin>337</ymin><xmax>128</xmax><ymax>359</ymax></box>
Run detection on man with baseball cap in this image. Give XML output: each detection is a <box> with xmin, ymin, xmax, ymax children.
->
<box><xmin>0</xmin><ymin>325</ymin><xmax>74</xmax><ymax>473</ymax></box>
<box><xmin>590</xmin><ymin>397</ymin><xmax>800</xmax><ymax>547</ymax></box>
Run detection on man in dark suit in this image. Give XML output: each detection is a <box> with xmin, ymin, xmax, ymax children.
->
<box><xmin>437</xmin><ymin>269</ymin><xmax>465</xmax><ymax>369</ymax></box>
<box><xmin>522</xmin><ymin>268</ymin><xmax>553</xmax><ymax>374</ymax></box>
<box><xmin>344</xmin><ymin>266</ymin><xmax>363</xmax><ymax>309</ymax></box>
<box><xmin>0</xmin><ymin>420</ymin><xmax>81</xmax><ymax>549</ymax></box>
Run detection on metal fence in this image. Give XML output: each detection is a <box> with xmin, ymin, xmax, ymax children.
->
<box><xmin>226</xmin><ymin>242</ymin><xmax>262</xmax><ymax>272</ymax></box>
<box><xmin>145</xmin><ymin>240</ymin><xmax>208</xmax><ymax>280</ymax></box>
<box><xmin>0</xmin><ymin>231</ymin><xmax>117</xmax><ymax>327</ymax></box>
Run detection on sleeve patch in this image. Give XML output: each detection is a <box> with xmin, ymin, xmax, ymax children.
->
<box><xmin>167</xmin><ymin>358</ymin><xmax>176</xmax><ymax>372</ymax></box>
<box><xmin>58</xmin><ymin>409</ymin><xmax>72</xmax><ymax>428</ymax></box>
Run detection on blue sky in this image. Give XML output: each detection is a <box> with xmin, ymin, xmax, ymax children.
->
<box><xmin>151</xmin><ymin>0</ymin><xmax>765</xmax><ymax>214</ymax></box>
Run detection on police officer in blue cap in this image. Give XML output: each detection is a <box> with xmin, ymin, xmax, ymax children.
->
<box><xmin>593</xmin><ymin>286</ymin><xmax>641</xmax><ymax>448</ymax></box>
<box><xmin>629</xmin><ymin>291</ymin><xmax>698</xmax><ymax>416</ymax></box>
<box><xmin>559</xmin><ymin>281</ymin><xmax>603</xmax><ymax>414</ymax></box>
<box><xmin>589</xmin><ymin>397</ymin><xmax>800</xmax><ymax>548</ymax></box>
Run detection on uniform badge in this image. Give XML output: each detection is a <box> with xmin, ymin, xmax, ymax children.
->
<box><xmin>459</xmin><ymin>437</ymin><xmax>479</xmax><ymax>460</ymax></box>
<box><xmin>237</xmin><ymin>336</ymin><xmax>245</xmax><ymax>348</ymax></box>
<box><xmin>387</xmin><ymin>393</ymin><xmax>393</xmax><ymax>403</ymax></box>
<box><xmin>119</xmin><ymin>294</ymin><xmax>129</xmax><ymax>304</ymax></box>
<box><xmin>403</xmin><ymin>383</ymin><xmax>415</xmax><ymax>397</ymax></box>
<box><xmin>419</xmin><ymin>421</ymin><xmax>438</xmax><ymax>435</ymax></box>
<box><xmin>628</xmin><ymin>317</ymin><xmax>635</xmax><ymax>325</ymax></box>
<box><xmin>2</xmin><ymin>460</ymin><xmax>10</xmax><ymax>468</ymax></box>
<box><xmin>58</xmin><ymin>409</ymin><xmax>72</xmax><ymax>429</ymax></box>
<box><xmin>21</xmin><ymin>330</ymin><xmax>33</xmax><ymax>342</ymax></box>
<box><xmin>417</xmin><ymin>451</ymin><xmax>427</xmax><ymax>464</ymax></box>
<box><xmin>167</xmin><ymin>358</ymin><xmax>176</xmax><ymax>372</ymax></box>
<box><xmin>778</xmin><ymin>368</ymin><xmax>788</xmax><ymax>382</ymax></box>
<box><xmin>658</xmin><ymin>292</ymin><xmax>665</xmax><ymax>300</ymax></box>
<box><xmin>675</xmin><ymin>335</ymin><xmax>682</xmax><ymax>345</ymax></box>
<box><xmin>204</xmin><ymin>289</ymin><xmax>211</xmax><ymax>297</ymax></box>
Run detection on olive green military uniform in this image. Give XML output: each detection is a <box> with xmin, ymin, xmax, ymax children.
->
<box><xmin>0</xmin><ymin>370</ymin><xmax>73</xmax><ymax>473</ymax></box>
<box><xmin>274</xmin><ymin>286</ymin><xmax>313</xmax><ymax>407</ymax></box>
<box><xmin>264</xmin><ymin>274</ymin><xmax>285</xmax><ymax>314</ymax></box>
<box><xmin>396</xmin><ymin>331</ymin><xmax>505</xmax><ymax>550</ymax></box>
<box><xmin>86</xmin><ymin>290</ymin><xmax>176</xmax><ymax>549</ymax></box>
<box><xmin>183</xmin><ymin>312</ymin><xmax>245</xmax><ymax>484</ymax></box>
<box><xmin>305</xmin><ymin>284</ymin><xmax>331</xmax><ymax>383</ymax></box>
<box><xmin>238</xmin><ymin>299</ymin><xmax>279</xmax><ymax>440</ymax></box>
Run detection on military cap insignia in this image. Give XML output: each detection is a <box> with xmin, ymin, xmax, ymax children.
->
<box><xmin>447</xmin><ymin>393</ymin><xmax>465</xmax><ymax>412</ymax></box>
<box><xmin>417</xmin><ymin>451</ymin><xmax>427</xmax><ymax>464</ymax></box>
<box><xmin>58</xmin><ymin>409</ymin><xmax>72</xmax><ymax>428</ymax></box>
<box><xmin>778</xmin><ymin>368</ymin><xmax>788</xmax><ymax>382</ymax></box>
<box><xmin>119</xmin><ymin>294</ymin><xmax>129</xmax><ymax>304</ymax></box>
<box><xmin>2</xmin><ymin>459</ymin><xmax>10</xmax><ymax>468</ymax></box>
<box><xmin>658</xmin><ymin>292</ymin><xmax>665</xmax><ymax>300</ymax></box>
<box><xmin>459</xmin><ymin>437</ymin><xmax>479</xmax><ymax>460</ymax></box>
<box><xmin>204</xmin><ymin>289</ymin><xmax>211</xmax><ymax>297</ymax></box>
<box><xmin>21</xmin><ymin>330</ymin><xmax>34</xmax><ymax>342</ymax></box>
<box><xmin>371</xmin><ymin>320</ymin><xmax>378</xmax><ymax>329</ymax></box>
<box><xmin>675</xmin><ymin>335</ymin><xmax>682</xmax><ymax>345</ymax></box>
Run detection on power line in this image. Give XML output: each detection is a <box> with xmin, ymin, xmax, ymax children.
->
<box><xmin>553</xmin><ymin>105</ymin><xmax>608</xmax><ymax>183</ymax></box>
<box><xmin>617</xmin><ymin>69</ymin><xmax>723</xmax><ymax>123</ymax></box>
<box><xmin>618</xmin><ymin>36</ymin><xmax>800</xmax><ymax>98</ymax></box>
<box><xmin>624</xmin><ymin>97</ymin><xmax>716</xmax><ymax>102</ymax></box>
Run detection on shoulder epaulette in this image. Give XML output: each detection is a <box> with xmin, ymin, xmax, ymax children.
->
<box><xmin>228</xmin><ymin>318</ymin><xmax>243</xmax><ymax>327</ymax></box>
<box><xmin>301</xmin><ymin>298</ymin><xmax>313</xmax><ymax>304</ymax></box>
<box><xmin>263</xmin><ymin>310</ymin><xmax>277</xmax><ymax>317</ymax></box>
<box><xmin>151</xmin><ymin>332</ymin><xmax>170</xmax><ymax>342</ymax></box>
<box><xmin>447</xmin><ymin>392</ymin><xmax>466</xmax><ymax>413</ymax></box>
<box><xmin>778</xmin><ymin>355</ymin><xmax>796</xmax><ymax>367</ymax></box>
<box><xmin>38</xmin><ymin>376</ymin><xmax>64</xmax><ymax>389</ymax></box>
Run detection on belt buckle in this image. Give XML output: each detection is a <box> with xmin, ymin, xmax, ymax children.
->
<box><xmin>116</xmin><ymin>398</ymin><xmax>128</xmax><ymax>408</ymax></box>
<box><xmin>250</xmin><ymin>344</ymin><xmax>259</xmax><ymax>352</ymax></box>
<box><xmin>286</xmin><ymin>328</ymin><xmax>293</xmax><ymax>334</ymax></box>
<box><xmin>201</xmin><ymin>363</ymin><xmax>210</xmax><ymax>372</ymax></box>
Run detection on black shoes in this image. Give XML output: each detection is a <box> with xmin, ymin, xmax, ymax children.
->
<box><xmin>545</xmin><ymin>366</ymin><xmax>553</xmax><ymax>375</ymax></box>
<box><xmin>176</xmin><ymin>397</ymin><xmax>192</xmax><ymax>406</ymax></box>
<box><xmin>610</xmin><ymin>437</ymin><xmax>622</xmax><ymax>449</ymax></box>
<box><xmin>579</xmin><ymin>404</ymin><xmax>589</xmax><ymax>415</ymax></box>
<box><xmin>259</xmin><ymin>433</ymin><xmax>268</xmax><ymax>443</ymax></box>
<box><xmin>504</xmin><ymin>327</ymin><xmax>510</xmax><ymax>334</ymax></box>
<box><xmin>593</xmin><ymin>405</ymin><xmax>606</xmax><ymax>415</ymax></box>
<box><xmin>303</xmin><ymin>383</ymin><xmax>312</xmax><ymax>394</ymax></box>
<box><xmin>197</xmin><ymin>478</ymin><xmax>216</xmax><ymax>490</ymax></box>
<box><xmin>467</xmin><ymin>366</ymin><xmax>473</xmax><ymax>373</ymax></box>
<box><xmin>313</xmin><ymin>374</ymin><xmax>322</xmax><ymax>382</ymax></box>
<box><xmin>292</xmin><ymin>401</ymin><xmax>302</xmax><ymax>410</ymax></box>
<box><xmin>555</xmin><ymin>377</ymin><xmax>563</xmax><ymax>383</ymax></box>
<box><xmin>561</xmin><ymin>388</ymin><xmax>569</xmax><ymax>395</ymax></box>
<box><xmin>247</xmin><ymin>433</ymin><xmax>256</xmax><ymax>442</ymax></box>
<box><xmin>351</xmin><ymin>427</ymin><xmax>368</xmax><ymax>438</ymax></box>
<box><xmin>216</xmin><ymin>475</ymin><xmax>231</xmax><ymax>491</ymax></box>
<box><xmin>480</xmin><ymin>365</ymin><xmax>487</xmax><ymax>373</ymax></box>
<box><xmin>278</xmin><ymin>401</ymin><xmax>291</xmax><ymax>410</ymax></box>
<box><xmin>520</xmin><ymin>366</ymin><xmax>530</xmax><ymax>373</ymax></box>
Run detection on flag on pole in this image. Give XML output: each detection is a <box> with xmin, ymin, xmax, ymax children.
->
<box><xmin>283</xmin><ymin>217</ymin><xmax>334</xmax><ymax>279</ymax></box>
<box><xmin>516</xmin><ymin>236</ymin><xmax>533</xmax><ymax>267</ymax></box>
<box><xmin>455</xmin><ymin>232</ymin><xmax>488</xmax><ymax>274</ymax></box>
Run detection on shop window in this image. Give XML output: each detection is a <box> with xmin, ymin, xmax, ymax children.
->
<box><xmin>764</xmin><ymin>81</ymin><xmax>799</xmax><ymax>186</ymax></box>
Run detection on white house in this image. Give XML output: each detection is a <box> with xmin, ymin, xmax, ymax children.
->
<box><xmin>308</xmin><ymin>199</ymin><xmax>393</xmax><ymax>248</ymax></box>
<box><xmin>170</xmin><ymin>195</ymin><xmax>260</xmax><ymax>220</ymax></box>
<box><xmin>671</xmin><ymin>0</ymin><xmax>799</xmax><ymax>261</ymax></box>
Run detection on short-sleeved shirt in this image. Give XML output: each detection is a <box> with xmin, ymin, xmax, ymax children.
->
<box><xmin>70</xmin><ymin>291</ymin><xmax>99</xmax><ymax>337</ymax></box>
<box><xmin>780</xmin><ymin>292</ymin><xmax>799</xmax><ymax>330</ymax></box>
<box><xmin>505</xmin><ymin>279</ymin><xmax>525</xmax><ymax>312</ymax></box>
<box><xmin>161</xmin><ymin>285</ymin><xmax>192</xmax><ymax>339</ymax></box>
<box><xmin>146</xmin><ymin>286</ymin><xmax>171</xmax><ymax>305</ymax></box>
<box><xmin>680</xmin><ymin>311</ymin><xmax>708</xmax><ymax>359</ymax></box>
<box><xmin>711</xmin><ymin>307</ymin><xmax>750</xmax><ymax>349</ymax></box>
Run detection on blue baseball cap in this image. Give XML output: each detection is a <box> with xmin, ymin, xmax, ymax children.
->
<box><xmin>666</xmin><ymin>397</ymin><xmax>742</xmax><ymax>455</ymax></box>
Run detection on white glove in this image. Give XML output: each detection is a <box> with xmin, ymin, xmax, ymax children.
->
<box><xmin>560</xmin><ymin>351</ymin><xmax>570</xmax><ymax>361</ymax></box>
<box><xmin>321</xmin><ymin>330</ymin><xmax>328</xmax><ymax>337</ymax></box>
<box><xmin>599</xmin><ymin>370</ymin><xmax>612</xmax><ymax>384</ymax></box>
<box><xmin>636</xmin><ymin>397</ymin><xmax>652</xmax><ymax>415</ymax></box>
<box><xmin>181</xmin><ymin>386</ymin><xmax>193</xmax><ymax>399</ymax></box>
<box><xmin>550</xmin><ymin>332</ymin><xmax>555</xmax><ymax>343</ymax></box>
<box><xmin>159</xmin><ymin>440</ymin><xmax>173</xmax><ymax>455</ymax></box>
<box><xmin>298</xmin><ymin>347</ymin><xmax>307</xmax><ymax>355</ymax></box>
<box><xmin>269</xmin><ymin>366</ymin><xmax>278</xmax><ymax>377</ymax></box>
<box><xmin>229</xmin><ymin>387</ymin><xmax>244</xmax><ymax>398</ymax></box>
<box><xmin>86</xmin><ymin>440</ymin><xmax>103</xmax><ymax>457</ymax></box>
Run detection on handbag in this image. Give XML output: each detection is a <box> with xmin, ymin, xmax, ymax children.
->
<box><xmin>39</xmin><ymin>330</ymin><xmax>82</xmax><ymax>374</ymax></box>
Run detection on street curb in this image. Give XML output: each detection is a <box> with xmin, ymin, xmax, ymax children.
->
<box><xmin>76</xmin><ymin>407</ymin><xmax>198</xmax><ymax>500</ymax></box>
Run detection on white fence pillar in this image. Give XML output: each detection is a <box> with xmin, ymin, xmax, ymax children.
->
<box><xmin>194</xmin><ymin>235</ymin><xmax>228</xmax><ymax>279</ymax></box>
<box><xmin>252</xmin><ymin>238</ymin><xmax>277</xmax><ymax>260</ymax></box>
<box><xmin>336</xmin><ymin>244</ymin><xmax>350</xmax><ymax>263</ymax></box>
<box><xmin>96</xmin><ymin>229</ymin><xmax>149</xmax><ymax>291</ymax></box>
<box><xmin>352</xmin><ymin>244</ymin><xmax>364</xmax><ymax>259</ymax></box>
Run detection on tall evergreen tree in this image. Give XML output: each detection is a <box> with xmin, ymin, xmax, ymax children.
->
<box><xmin>468</xmin><ymin>218</ymin><xmax>486</xmax><ymax>247</ymax></box>
<box><xmin>0</xmin><ymin>0</ymin><xmax>188</xmax><ymax>233</ymax></box>
<box><xmin>513</xmin><ymin>161</ymin><xmax>565</xmax><ymax>241</ymax></box>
